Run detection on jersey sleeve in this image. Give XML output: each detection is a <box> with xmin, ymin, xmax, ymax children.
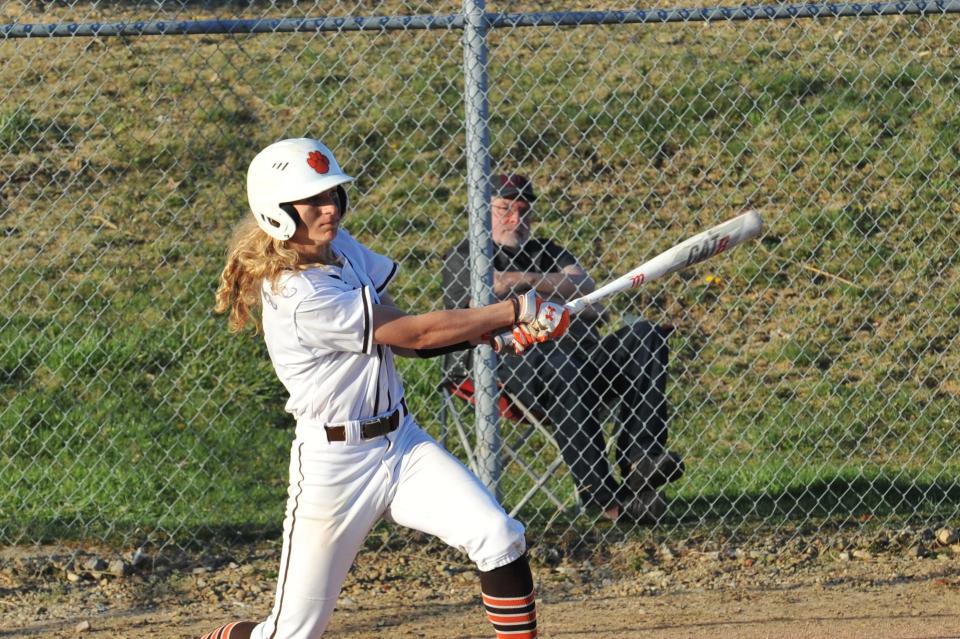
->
<box><xmin>294</xmin><ymin>284</ymin><xmax>376</xmax><ymax>355</ymax></box>
<box><xmin>340</xmin><ymin>230</ymin><xmax>399</xmax><ymax>293</ymax></box>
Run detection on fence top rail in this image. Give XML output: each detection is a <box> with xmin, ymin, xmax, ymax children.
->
<box><xmin>1</xmin><ymin>0</ymin><xmax>957</xmax><ymax>38</ymax></box>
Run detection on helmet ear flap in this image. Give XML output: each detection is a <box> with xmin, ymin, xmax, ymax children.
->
<box><xmin>279</xmin><ymin>203</ymin><xmax>302</xmax><ymax>230</ymax></box>
<box><xmin>336</xmin><ymin>185</ymin><xmax>348</xmax><ymax>218</ymax></box>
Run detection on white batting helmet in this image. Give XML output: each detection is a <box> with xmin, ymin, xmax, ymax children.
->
<box><xmin>246</xmin><ymin>138</ymin><xmax>354</xmax><ymax>240</ymax></box>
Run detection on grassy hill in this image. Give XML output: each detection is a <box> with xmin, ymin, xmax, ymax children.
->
<box><xmin>1</xmin><ymin>3</ymin><xmax>958</xmax><ymax>546</ymax></box>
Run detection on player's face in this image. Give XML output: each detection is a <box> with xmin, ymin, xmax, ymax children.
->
<box><xmin>491</xmin><ymin>196</ymin><xmax>533</xmax><ymax>248</ymax></box>
<box><xmin>289</xmin><ymin>188</ymin><xmax>341</xmax><ymax>247</ymax></box>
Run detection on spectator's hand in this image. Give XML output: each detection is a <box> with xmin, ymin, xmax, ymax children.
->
<box><xmin>495</xmin><ymin>270</ymin><xmax>537</xmax><ymax>299</ymax></box>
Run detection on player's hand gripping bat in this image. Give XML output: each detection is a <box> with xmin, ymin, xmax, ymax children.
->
<box><xmin>492</xmin><ymin>210</ymin><xmax>764</xmax><ymax>353</ymax></box>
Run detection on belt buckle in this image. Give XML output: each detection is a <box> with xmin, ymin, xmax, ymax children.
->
<box><xmin>355</xmin><ymin>404</ymin><xmax>403</xmax><ymax>441</ymax></box>
<box><xmin>359</xmin><ymin>412</ymin><xmax>388</xmax><ymax>440</ymax></box>
<box><xmin>358</xmin><ymin>413</ymin><xmax>385</xmax><ymax>428</ymax></box>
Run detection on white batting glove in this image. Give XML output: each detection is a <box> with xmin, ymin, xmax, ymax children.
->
<box><xmin>514</xmin><ymin>290</ymin><xmax>540</xmax><ymax>324</ymax></box>
<box><xmin>511</xmin><ymin>300</ymin><xmax>570</xmax><ymax>353</ymax></box>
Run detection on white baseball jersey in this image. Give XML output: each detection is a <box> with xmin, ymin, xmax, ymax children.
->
<box><xmin>260</xmin><ymin>229</ymin><xmax>402</xmax><ymax>426</ymax></box>
<box><xmin>247</xmin><ymin>229</ymin><xmax>527</xmax><ymax>639</ymax></box>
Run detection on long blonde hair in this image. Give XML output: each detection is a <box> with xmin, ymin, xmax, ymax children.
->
<box><xmin>214</xmin><ymin>217</ymin><xmax>305</xmax><ymax>333</ymax></box>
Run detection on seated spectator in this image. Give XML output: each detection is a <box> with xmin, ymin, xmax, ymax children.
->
<box><xmin>441</xmin><ymin>174</ymin><xmax>684</xmax><ymax>522</ymax></box>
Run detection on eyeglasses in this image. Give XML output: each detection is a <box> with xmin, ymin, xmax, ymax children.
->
<box><xmin>491</xmin><ymin>200</ymin><xmax>532</xmax><ymax>220</ymax></box>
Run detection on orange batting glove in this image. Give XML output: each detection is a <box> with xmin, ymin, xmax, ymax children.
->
<box><xmin>511</xmin><ymin>299</ymin><xmax>570</xmax><ymax>354</ymax></box>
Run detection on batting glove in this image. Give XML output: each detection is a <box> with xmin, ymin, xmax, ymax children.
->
<box><xmin>512</xmin><ymin>290</ymin><xmax>540</xmax><ymax>324</ymax></box>
<box><xmin>511</xmin><ymin>300</ymin><xmax>570</xmax><ymax>353</ymax></box>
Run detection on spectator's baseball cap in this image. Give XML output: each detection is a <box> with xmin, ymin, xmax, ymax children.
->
<box><xmin>491</xmin><ymin>174</ymin><xmax>537</xmax><ymax>202</ymax></box>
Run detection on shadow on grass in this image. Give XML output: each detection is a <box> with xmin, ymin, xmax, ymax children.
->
<box><xmin>505</xmin><ymin>472</ymin><xmax>960</xmax><ymax>542</ymax></box>
<box><xmin>8</xmin><ymin>474</ymin><xmax>959</xmax><ymax>549</ymax></box>
<box><xmin>667</xmin><ymin>474</ymin><xmax>960</xmax><ymax>526</ymax></box>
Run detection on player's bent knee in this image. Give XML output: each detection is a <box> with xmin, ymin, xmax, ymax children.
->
<box><xmin>470</xmin><ymin>514</ymin><xmax>527</xmax><ymax>572</ymax></box>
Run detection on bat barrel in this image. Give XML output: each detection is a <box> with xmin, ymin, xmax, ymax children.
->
<box><xmin>495</xmin><ymin>210</ymin><xmax>764</xmax><ymax>346</ymax></box>
<box><xmin>566</xmin><ymin>210</ymin><xmax>763</xmax><ymax>315</ymax></box>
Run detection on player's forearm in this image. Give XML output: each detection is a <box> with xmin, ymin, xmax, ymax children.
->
<box><xmin>372</xmin><ymin>301</ymin><xmax>514</xmax><ymax>350</ymax></box>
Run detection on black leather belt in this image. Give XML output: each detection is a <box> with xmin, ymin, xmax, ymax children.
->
<box><xmin>325</xmin><ymin>398</ymin><xmax>407</xmax><ymax>443</ymax></box>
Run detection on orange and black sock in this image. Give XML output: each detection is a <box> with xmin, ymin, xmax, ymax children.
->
<box><xmin>479</xmin><ymin>554</ymin><xmax>537</xmax><ymax>638</ymax></box>
<box><xmin>200</xmin><ymin>620</ymin><xmax>257</xmax><ymax>639</ymax></box>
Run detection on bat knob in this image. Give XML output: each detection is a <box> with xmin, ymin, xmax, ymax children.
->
<box><xmin>491</xmin><ymin>330</ymin><xmax>522</xmax><ymax>354</ymax></box>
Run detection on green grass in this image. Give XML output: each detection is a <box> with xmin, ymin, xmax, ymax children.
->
<box><xmin>1</xmin><ymin>8</ymin><xmax>959</xmax><ymax>545</ymax></box>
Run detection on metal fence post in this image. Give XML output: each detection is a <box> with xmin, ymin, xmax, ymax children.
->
<box><xmin>462</xmin><ymin>0</ymin><xmax>501</xmax><ymax>495</ymax></box>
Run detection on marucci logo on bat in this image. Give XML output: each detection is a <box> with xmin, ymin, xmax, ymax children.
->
<box><xmin>629</xmin><ymin>273</ymin><xmax>645</xmax><ymax>288</ymax></box>
<box><xmin>685</xmin><ymin>234</ymin><xmax>730</xmax><ymax>267</ymax></box>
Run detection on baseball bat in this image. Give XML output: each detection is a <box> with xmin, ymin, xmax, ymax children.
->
<box><xmin>493</xmin><ymin>209</ymin><xmax>764</xmax><ymax>352</ymax></box>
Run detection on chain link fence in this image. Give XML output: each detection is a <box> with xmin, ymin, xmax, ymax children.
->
<box><xmin>1</xmin><ymin>1</ymin><xmax>958</xmax><ymax>555</ymax></box>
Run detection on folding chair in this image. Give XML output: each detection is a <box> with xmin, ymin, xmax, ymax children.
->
<box><xmin>438</xmin><ymin>375</ymin><xmax>577</xmax><ymax>518</ymax></box>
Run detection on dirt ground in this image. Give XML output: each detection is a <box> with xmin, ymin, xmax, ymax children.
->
<box><xmin>2</xmin><ymin>529</ymin><xmax>959</xmax><ymax>639</ymax></box>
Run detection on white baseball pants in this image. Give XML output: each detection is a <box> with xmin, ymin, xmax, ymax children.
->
<box><xmin>250</xmin><ymin>416</ymin><xmax>526</xmax><ymax>639</ymax></box>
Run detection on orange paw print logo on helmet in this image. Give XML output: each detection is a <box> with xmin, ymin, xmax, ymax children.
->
<box><xmin>306</xmin><ymin>151</ymin><xmax>330</xmax><ymax>174</ymax></box>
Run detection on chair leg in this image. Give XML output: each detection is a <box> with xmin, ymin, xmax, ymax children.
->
<box><xmin>507</xmin><ymin>455</ymin><xmax>568</xmax><ymax>518</ymax></box>
<box><xmin>500</xmin><ymin>389</ymin><xmax>583</xmax><ymax>514</ymax></box>
<box><xmin>438</xmin><ymin>390</ymin><xmax>449</xmax><ymax>449</ymax></box>
<box><xmin>441</xmin><ymin>384</ymin><xmax>583</xmax><ymax>517</ymax></box>
<box><xmin>502</xmin><ymin>389</ymin><xmax>562</xmax><ymax>449</ymax></box>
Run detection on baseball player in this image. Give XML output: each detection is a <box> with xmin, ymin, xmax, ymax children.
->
<box><xmin>204</xmin><ymin>138</ymin><xmax>568</xmax><ymax>639</ymax></box>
